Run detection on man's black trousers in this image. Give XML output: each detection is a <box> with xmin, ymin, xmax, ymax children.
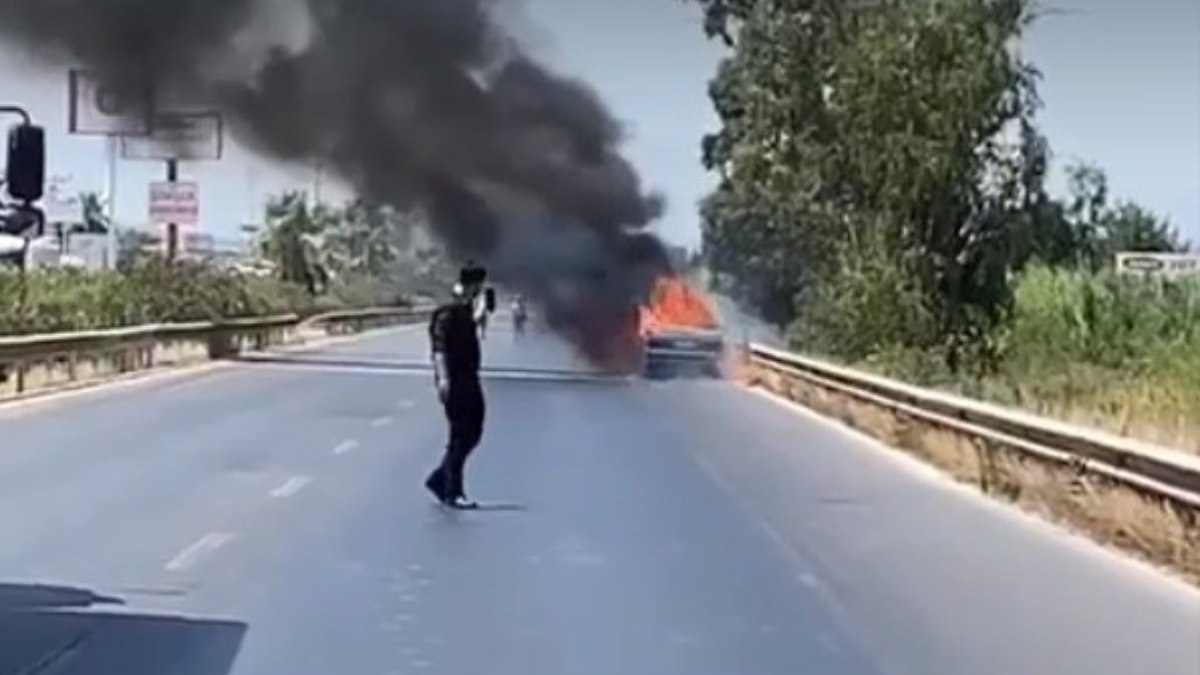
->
<box><xmin>428</xmin><ymin>378</ymin><xmax>486</xmax><ymax>500</ymax></box>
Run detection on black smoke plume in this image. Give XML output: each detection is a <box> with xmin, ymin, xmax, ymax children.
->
<box><xmin>0</xmin><ymin>0</ymin><xmax>671</xmax><ymax>368</ymax></box>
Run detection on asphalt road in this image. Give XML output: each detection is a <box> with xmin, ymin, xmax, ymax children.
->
<box><xmin>0</xmin><ymin>318</ymin><xmax>1196</xmax><ymax>675</ymax></box>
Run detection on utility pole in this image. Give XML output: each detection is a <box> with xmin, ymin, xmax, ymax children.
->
<box><xmin>165</xmin><ymin>158</ymin><xmax>179</xmax><ymax>263</ymax></box>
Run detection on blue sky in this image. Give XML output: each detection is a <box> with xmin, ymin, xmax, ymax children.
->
<box><xmin>1</xmin><ymin>0</ymin><xmax>1196</xmax><ymax>249</ymax></box>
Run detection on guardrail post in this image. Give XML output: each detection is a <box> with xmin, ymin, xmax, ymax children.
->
<box><xmin>207</xmin><ymin>330</ymin><xmax>233</xmax><ymax>359</ymax></box>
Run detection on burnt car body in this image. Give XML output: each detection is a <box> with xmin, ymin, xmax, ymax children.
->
<box><xmin>640</xmin><ymin>324</ymin><xmax>725</xmax><ymax>380</ymax></box>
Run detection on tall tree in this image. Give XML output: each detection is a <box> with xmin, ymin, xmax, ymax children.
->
<box><xmin>1100</xmin><ymin>203</ymin><xmax>1186</xmax><ymax>256</ymax></box>
<box><xmin>689</xmin><ymin>0</ymin><xmax>1042</xmax><ymax>367</ymax></box>
<box><xmin>260</xmin><ymin>192</ymin><xmax>335</xmax><ymax>295</ymax></box>
<box><xmin>79</xmin><ymin>192</ymin><xmax>111</xmax><ymax>233</ymax></box>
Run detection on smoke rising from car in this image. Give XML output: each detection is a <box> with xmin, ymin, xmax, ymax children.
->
<box><xmin>0</xmin><ymin>0</ymin><xmax>672</xmax><ymax>366</ymax></box>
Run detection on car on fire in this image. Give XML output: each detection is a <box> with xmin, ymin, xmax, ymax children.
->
<box><xmin>636</xmin><ymin>277</ymin><xmax>726</xmax><ymax>379</ymax></box>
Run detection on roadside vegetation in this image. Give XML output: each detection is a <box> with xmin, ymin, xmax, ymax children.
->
<box><xmin>0</xmin><ymin>192</ymin><xmax>453</xmax><ymax>336</ymax></box>
<box><xmin>687</xmin><ymin>0</ymin><xmax>1197</xmax><ymax>451</ymax></box>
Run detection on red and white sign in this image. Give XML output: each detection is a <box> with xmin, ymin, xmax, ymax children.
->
<box><xmin>149</xmin><ymin>181</ymin><xmax>199</xmax><ymax>226</ymax></box>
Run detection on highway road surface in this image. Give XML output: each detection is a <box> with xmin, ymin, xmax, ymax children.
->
<box><xmin>0</xmin><ymin>317</ymin><xmax>1196</xmax><ymax>675</ymax></box>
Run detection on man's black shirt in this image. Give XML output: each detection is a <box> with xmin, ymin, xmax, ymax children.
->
<box><xmin>429</xmin><ymin>300</ymin><xmax>481</xmax><ymax>382</ymax></box>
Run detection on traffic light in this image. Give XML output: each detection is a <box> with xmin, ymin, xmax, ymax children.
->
<box><xmin>5</xmin><ymin>123</ymin><xmax>45</xmax><ymax>203</ymax></box>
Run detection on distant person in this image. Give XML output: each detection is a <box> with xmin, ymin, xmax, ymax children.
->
<box><xmin>424</xmin><ymin>265</ymin><xmax>488</xmax><ymax>509</ymax></box>
<box><xmin>511</xmin><ymin>294</ymin><xmax>528</xmax><ymax>337</ymax></box>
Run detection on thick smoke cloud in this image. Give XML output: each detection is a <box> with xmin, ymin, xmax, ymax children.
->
<box><xmin>0</xmin><ymin>0</ymin><xmax>672</xmax><ymax>368</ymax></box>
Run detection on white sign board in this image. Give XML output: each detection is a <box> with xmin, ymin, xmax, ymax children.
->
<box><xmin>122</xmin><ymin>112</ymin><xmax>223</xmax><ymax>161</ymax></box>
<box><xmin>149</xmin><ymin>181</ymin><xmax>199</xmax><ymax>226</ymax></box>
<box><xmin>68</xmin><ymin>69</ymin><xmax>153</xmax><ymax>136</ymax></box>
<box><xmin>1115</xmin><ymin>252</ymin><xmax>1200</xmax><ymax>278</ymax></box>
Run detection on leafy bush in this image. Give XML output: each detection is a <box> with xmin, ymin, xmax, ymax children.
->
<box><xmin>0</xmin><ymin>261</ymin><xmax>351</xmax><ymax>336</ymax></box>
<box><xmin>1006</xmin><ymin>265</ymin><xmax>1200</xmax><ymax>372</ymax></box>
<box><xmin>810</xmin><ymin>265</ymin><xmax>1200</xmax><ymax>450</ymax></box>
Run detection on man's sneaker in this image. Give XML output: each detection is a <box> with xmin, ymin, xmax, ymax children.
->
<box><xmin>448</xmin><ymin>496</ymin><xmax>479</xmax><ymax>510</ymax></box>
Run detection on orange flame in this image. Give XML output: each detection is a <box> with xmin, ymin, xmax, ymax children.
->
<box><xmin>639</xmin><ymin>276</ymin><xmax>718</xmax><ymax>336</ymax></box>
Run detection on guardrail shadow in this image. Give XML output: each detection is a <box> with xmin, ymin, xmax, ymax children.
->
<box><xmin>0</xmin><ymin>581</ymin><xmax>247</xmax><ymax>675</ymax></box>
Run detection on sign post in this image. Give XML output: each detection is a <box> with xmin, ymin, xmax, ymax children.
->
<box><xmin>166</xmin><ymin>160</ymin><xmax>179</xmax><ymax>262</ymax></box>
<box><xmin>125</xmin><ymin>111</ymin><xmax>221</xmax><ymax>263</ymax></box>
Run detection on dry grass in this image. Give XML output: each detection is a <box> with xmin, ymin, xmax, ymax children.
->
<box><xmin>753</xmin><ymin>364</ymin><xmax>1200</xmax><ymax>586</ymax></box>
<box><xmin>970</xmin><ymin>371</ymin><xmax>1200</xmax><ymax>456</ymax></box>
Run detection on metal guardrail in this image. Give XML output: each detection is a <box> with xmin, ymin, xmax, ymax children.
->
<box><xmin>0</xmin><ymin>307</ymin><xmax>432</xmax><ymax>398</ymax></box>
<box><xmin>749</xmin><ymin>344</ymin><xmax>1200</xmax><ymax>511</ymax></box>
<box><xmin>302</xmin><ymin>306</ymin><xmax>432</xmax><ymax>334</ymax></box>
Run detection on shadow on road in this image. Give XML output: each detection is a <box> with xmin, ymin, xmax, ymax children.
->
<box><xmin>234</xmin><ymin>353</ymin><xmax>630</xmax><ymax>385</ymax></box>
<box><xmin>432</xmin><ymin>502</ymin><xmax>527</xmax><ymax>513</ymax></box>
<box><xmin>0</xmin><ymin>581</ymin><xmax>247</xmax><ymax>675</ymax></box>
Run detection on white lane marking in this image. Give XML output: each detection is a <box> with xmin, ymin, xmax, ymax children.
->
<box><xmin>270</xmin><ymin>475</ymin><xmax>312</xmax><ymax>498</ymax></box>
<box><xmin>333</xmin><ymin>439</ymin><xmax>359</xmax><ymax>455</ymax></box>
<box><xmin>165</xmin><ymin>532</ymin><xmax>235</xmax><ymax>572</ymax></box>
<box><xmin>371</xmin><ymin>416</ymin><xmax>394</xmax><ymax>428</ymax></box>
<box><xmin>396</xmin><ymin>399</ymin><xmax>416</xmax><ymax>409</ymax></box>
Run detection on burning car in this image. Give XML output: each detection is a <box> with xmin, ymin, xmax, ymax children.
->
<box><xmin>636</xmin><ymin>276</ymin><xmax>725</xmax><ymax>379</ymax></box>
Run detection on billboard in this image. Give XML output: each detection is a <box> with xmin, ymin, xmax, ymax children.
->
<box><xmin>68</xmin><ymin>70</ymin><xmax>154</xmax><ymax>136</ymax></box>
<box><xmin>121</xmin><ymin>112</ymin><xmax>223</xmax><ymax>161</ymax></box>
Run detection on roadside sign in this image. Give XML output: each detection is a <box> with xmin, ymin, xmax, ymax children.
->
<box><xmin>149</xmin><ymin>181</ymin><xmax>199</xmax><ymax>226</ymax></box>
<box><xmin>1116</xmin><ymin>252</ymin><xmax>1200</xmax><ymax>278</ymax></box>
<box><xmin>122</xmin><ymin>112</ymin><xmax>223</xmax><ymax>161</ymax></box>
<box><xmin>67</xmin><ymin>69</ymin><xmax>153</xmax><ymax>136</ymax></box>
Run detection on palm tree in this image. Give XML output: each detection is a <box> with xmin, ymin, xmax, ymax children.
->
<box><xmin>79</xmin><ymin>192</ymin><xmax>111</xmax><ymax>234</ymax></box>
<box><xmin>261</xmin><ymin>192</ymin><xmax>334</xmax><ymax>295</ymax></box>
<box><xmin>337</xmin><ymin>198</ymin><xmax>409</xmax><ymax>278</ymax></box>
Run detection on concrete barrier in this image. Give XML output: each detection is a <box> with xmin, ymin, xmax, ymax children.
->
<box><xmin>0</xmin><ymin>307</ymin><xmax>432</xmax><ymax>403</ymax></box>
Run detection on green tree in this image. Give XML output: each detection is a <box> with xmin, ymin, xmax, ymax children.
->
<box><xmin>79</xmin><ymin>192</ymin><xmax>111</xmax><ymax>234</ymax></box>
<box><xmin>1100</xmin><ymin>202</ymin><xmax>1186</xmax><ymax>256</ymax></box>
<box><xmin>1056</xmin><ymin>162</ymin><xmax>1186</xmax><ymax>268</ymax></box>
<box><xmin>260</xmin><ymin>192</ymin><xmax>336</xmax><ymax>295</ymax></box>
<box><xmin>690</xmin><ymin>0</ymin><xmax>1041</xmax><ymax>369</ymax></box>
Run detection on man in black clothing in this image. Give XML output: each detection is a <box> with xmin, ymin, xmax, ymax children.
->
<box><xmin>424</xmin><ymin>266</ymin><xmax>488</xmax><ymax>509</ymax></box>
